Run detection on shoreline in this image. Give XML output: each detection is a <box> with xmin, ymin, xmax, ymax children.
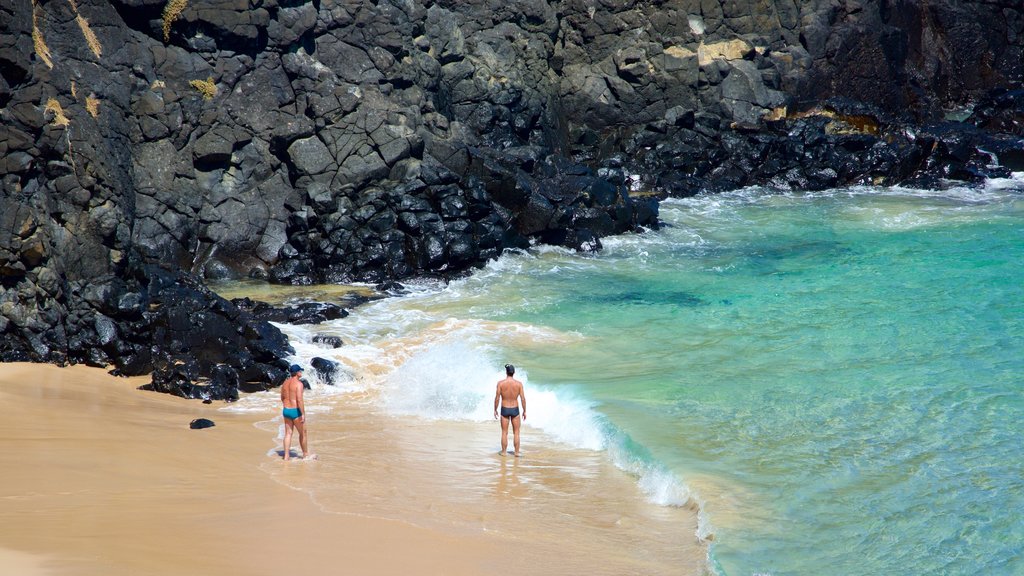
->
<box><xmin>0</xmin><ymin>362</ymin><xmax>708</xmax><ymax>575</ymax></box>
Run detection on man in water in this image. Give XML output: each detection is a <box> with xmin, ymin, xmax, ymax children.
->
<box><xmin>494</xmin><ymin>364</ymin><xmax>527</xmax><ymax>456</ymax></box>
<box><xmin>281</xmin><ymin>364</ymin><xmax>315</xmax><ymax>461</ymax></box>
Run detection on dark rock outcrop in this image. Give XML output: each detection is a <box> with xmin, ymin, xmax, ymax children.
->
<box><xmin>189</xmin><ymin>418</ymin><xmax>215</xmax><ymax>429</ymax></box>
<box><xmin>120</xmin><ymin>264</ymin><xmax>293</xmax><ymax>399</ymax></box>
<box><xmin>231</xmin><ymin>297</ymin><xmax>348</xmax><ymax>325</ymax></box>
<box><xmin>312</xmin><ymin>334</ymin><xmax>343</xmax><ymax>348</ymax></box>
<box><xmin>310</xmin><ymin>355</ymin><xmax>340</xmax><ymax>385</ymax></box>
<box><xmin>2</xmin><ymin>0</ymin><xmax>1023</xmax><ymax>398</ymax></box>
<box><xmin>646</xmin><ymin>98</ymin><xmax>1021</xmax><ymax>195</ymax></box>
<box><xmin>551</xmin><ymin>1</ymin><xmax>1024</xmax><ymax>192</ymax></box>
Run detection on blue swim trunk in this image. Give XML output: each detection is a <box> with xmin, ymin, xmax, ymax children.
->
<box><xmin>500</xmin><ymin>406</ymin><xmax>520</xmax><ymax>419</ymax></box>
<box><xmin>282</xmin><ymin>407</ymin><xmax>302</xmax><ymax>420</ymax></box>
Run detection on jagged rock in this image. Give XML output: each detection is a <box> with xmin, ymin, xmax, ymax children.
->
<box><xmin>970</xmin><ymin>89</ymin><xmax>1024</xmax><ymax>136</ymax></box>
<box><xmin>312</xmin><ymin>335</ymin><xmax>343</xmax><ymax>348</ymax></box>
<box><xmin>374</xmin><ymin>281</ymin><xmax>405</xmax><ymax>294</ymax></box>
<box><xmin>189</xmin><ymin>418</ymin><xmax>216</xmax><ymax>430</ymax></box>
<box><xmin>231</xmin><ymin>297</ymin><xmax>348</xmax><ymax>325</ymax></box>
<box><xmin>288</xmin><ymin>136</ymin><xmax>334</xmax><ymax>177</ymax></box>
<box><xmin>720</xmin><ymin>61</ymin><xmax>787</xmax><ymax>125</ymax></box>
<box><xmin>123</xmin><ymin>266</ymin><xmax>293</xmax><ymax>400</ymax></box>
<box><xmin>310</xmin><ymin>356</ymin><xmax>340</xmax><ymax>385</ymax></box>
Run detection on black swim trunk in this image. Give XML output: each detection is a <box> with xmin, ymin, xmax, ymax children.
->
<box><xmin>500</xmin><ymin>406</ymin><xmax>520</xmax><ymax>419</ymax></box>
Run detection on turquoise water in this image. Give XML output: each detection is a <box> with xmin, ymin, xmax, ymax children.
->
<box><xmin>503</xmin><ymin>185</ymin><xmax>1024</xmax><ymax>575</ymax></box>
<box><xmin>279</xmin><ymin>180</ymin><xmax>1024</xmax><ymax>575</ymax></box>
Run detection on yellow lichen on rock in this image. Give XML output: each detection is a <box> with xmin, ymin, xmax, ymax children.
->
<box><xmin>45</xmin><ymin>98</ymin><xmax>70</xmax><ymax>127</ymax></box>
<box><xmin>162</xmin><ymin>0</ymin><xmax>188</xmax><ymax>42</ymax></box>
<box><xmin>32</xmin><ymin>1</ymin><xmax>54</xmax><ymax>69</ymax></box>
<box><xmin>189</xmin><ymin>76</ymin><xmax>217</xmax><ymax>100</ymax></box>
<box><xmin>76</xmin><ymin>14</ymin><xmax>103</xmax><ymax>59</ymax></box>
<box><xmin>86</xmin><ymin>95</ymin><xmax>100</xmax><ymax>118</ymax></box>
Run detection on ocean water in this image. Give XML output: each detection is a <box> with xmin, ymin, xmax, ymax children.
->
<box><xmin>225</xmin><ymin>177</ymin><xmax>1024</xmax><ymax>575</ymax></box>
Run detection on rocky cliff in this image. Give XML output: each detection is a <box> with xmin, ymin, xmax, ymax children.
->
<box><xmin>2</xmin><ymin>0</ymin><xmax>1022</xmax><ymax>396</ymax></box>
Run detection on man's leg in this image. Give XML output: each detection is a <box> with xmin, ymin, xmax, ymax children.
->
<box><xmin>283</xmin><ymin>418</ymin><xmax>294</xmax><ymax>460</ymax></box>
<box><xmin>500</xmin><ymin>415</ymin><xmax>510</xmax><ymax>454</ymax></box>
<box><xmin>511</xmin><ymin>415</ymin><xmax>521</xmax><ymax>456</ymax></box>
<box><xmin>295</xmin><ymin>419</ymin><xmax>309</xmax><ymax>458</ymax></box>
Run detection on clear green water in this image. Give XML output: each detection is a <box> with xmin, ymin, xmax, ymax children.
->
<box><xmin>276</xmin><ymin>181</ymin><xmax>1024</xmax><ymax>575</ymax></box>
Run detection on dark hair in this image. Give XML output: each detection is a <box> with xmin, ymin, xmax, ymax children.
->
<box><xmin>505</xmin><ymin>364</ymin><xmax>515</xmax><ymax>376</ymax></box>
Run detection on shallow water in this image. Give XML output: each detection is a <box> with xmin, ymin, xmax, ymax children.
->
<box><xmin>222</xmin><ymin>176</ymin><xmax>1024</xmax><ymax>575</ymax></box>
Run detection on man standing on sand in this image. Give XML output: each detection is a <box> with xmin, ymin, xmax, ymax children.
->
<box><xmin>281</xmin><ymin>364</ymin><xmax>315</xmax><ymax>461</ymax></box>
<box><xmin>494</xmin><ymin>364</ymin><xmax>526</xmax><ymax>457</ymax></box>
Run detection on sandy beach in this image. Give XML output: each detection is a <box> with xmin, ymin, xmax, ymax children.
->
<box><xmin>0</xmin><ymin>363</ymin><xmax>502</xmax><ymax>575</ymax></box>
<box><xmin>0</xmin><ymin>362</ymin><xmax>706</xmax><ymax>575</ymax></box>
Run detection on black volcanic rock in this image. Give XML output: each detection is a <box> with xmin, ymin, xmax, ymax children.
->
<box><xmin>127</xmin><ymin>265</ymin><xmax>294</xmax><ymax>400</ymax></box>
<box><xmin>231</xmin><ymin>297</ymin><xmax>348</xmax><ymax>325</ymax></box>
<box><xmin>312</xmin><ymin>335</ymin><xmax>343</xmax><ymax>348</ymax></box>
<box><xmin>3</xmin><ymin>0</ymin><xmax>1024</xmax><ymax>399</ymax></box>
<box><xmin>310</xmin><ymin>356</ymin><xmax>340</xmax><ymax>386</ymax></box>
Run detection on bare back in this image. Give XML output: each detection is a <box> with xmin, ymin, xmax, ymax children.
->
<box><xmin>280</xmin><ymin>375</ymin><xmax>302</xmax><ymax>409</ymax></box>
<box><xmin>497</xmin><ymin>377</ymin><xmax>523</xmax><ymax>408</ymax></box>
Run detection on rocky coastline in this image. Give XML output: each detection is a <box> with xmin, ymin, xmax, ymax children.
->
<box><xmin>2</xmin><ymin>0</ymin><xmax>1022</xmax><ymax>399</ymax></box>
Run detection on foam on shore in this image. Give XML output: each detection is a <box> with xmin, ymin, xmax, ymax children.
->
<box><xmin>273</xmin><ymin>305</ymin><xmax>702</xmax><ymax>499</ymax></box>
<box><xmin>247</xmin><ymin>273</ymin><xmax>713</xmax><ymax>560</ymax></box>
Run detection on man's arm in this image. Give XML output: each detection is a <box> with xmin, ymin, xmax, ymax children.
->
<box><xmin>519</xmin><ymin>383</ymin><xmax>526</xmax><ymax>421</ymax></box>
<box><xmin>494</xmin><ymin>383</ymin><xmax>501</xmax><ymax>419</ymax></box>
<box><xmin>297</xmin><ymin>381</ymin><xmax>306</xmax><ymax>422</ymax></box>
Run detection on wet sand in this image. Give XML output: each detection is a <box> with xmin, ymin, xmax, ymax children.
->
<box><xmin>0</xmin><ymin>363</ymin><xmax>707</xmax><ymax>575</ymax></box>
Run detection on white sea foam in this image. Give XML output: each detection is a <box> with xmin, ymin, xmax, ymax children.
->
<box><xmin>230</xmin><ymin>242</ymin><xmax>719</xmax><ymax>543</ymax></box>
<box><xmin>373</xmin><ymin>327</ymin><xmax>704</xmax><ymax>512</ymax></box>
<box><xmin>365</xmin><ymin>320</ymin><xmax>610</xmax><ymax>453</ymax></box>
<box><xmin>603</xmin><ymin>429</ymin><xmax>698</xmax><ymax>508</ymax></box>
<box><xmin>379</xmin><ymin>339</ymin><xmax>499</xmax><ymax>419</ymax></box>
<box><xmin>662</xmin><ymin>176</ymin><xmax>1023</xmax><ymax>211</ymax></box>
<box><xmin>656</xmin><ymin>179</ymin><xmax>1023</xmax><ymax>236</ymax></box>
<box><xmin>270</xmin><ymin>274</ymin><xmax>703</xmax><ymax>518</ymax></box>
<box><xmin>984</xmin><ymin>171</ymin><xmax>1024</xmax><ymax>192</ymax></box>
<box><xmin>341</xmin><ymin>310</ymin><xmax>708</xmax><ymax>542</ymax></box>
<box><xmin>531</xmin><ymin>243</ymin><xmax>578</xmax><ymax>257</ymax></box>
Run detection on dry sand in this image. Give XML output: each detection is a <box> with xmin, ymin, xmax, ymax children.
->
<box><xmin>0</xmin><ymin>363</ymin><xmax>498</xmax><ymax>576</ymax></box>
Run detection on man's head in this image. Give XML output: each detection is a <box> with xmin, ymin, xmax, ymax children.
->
<box><xmin>290</xmin><ymin>364</ymin><xmax>303</xmax><ymax>375</ymax></box>
<box><xmin>505</xmin><ymin>364</ymin><xmax>515</xmax><ymax>376</ymax></box>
